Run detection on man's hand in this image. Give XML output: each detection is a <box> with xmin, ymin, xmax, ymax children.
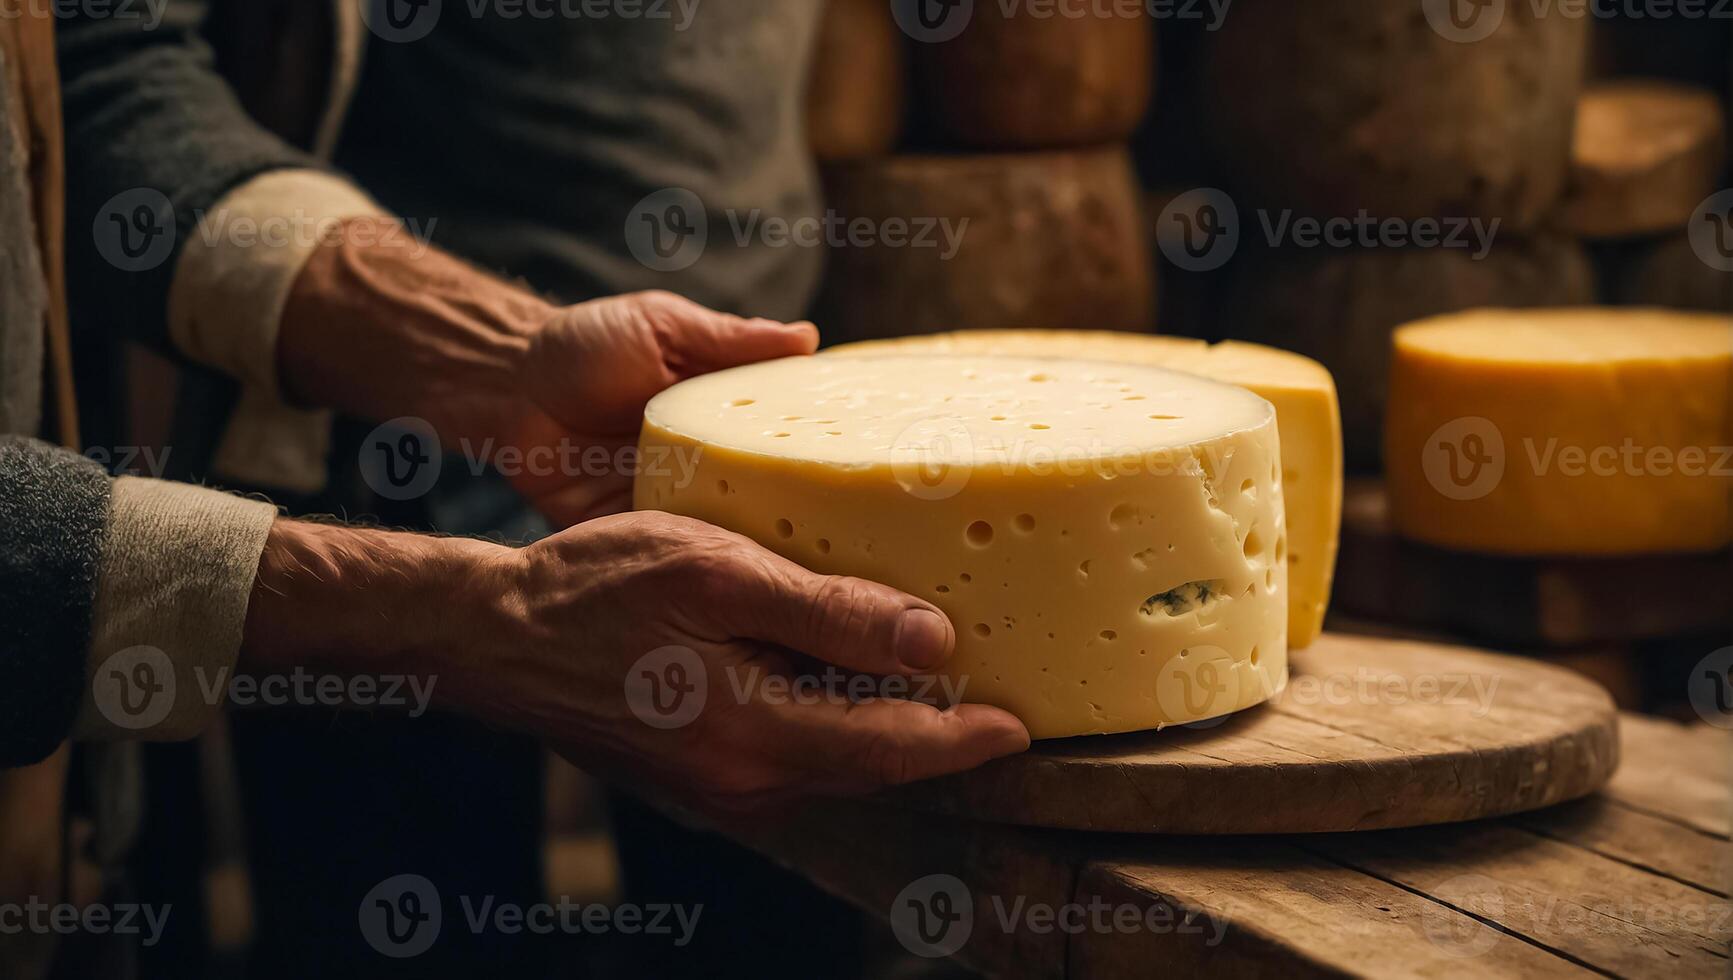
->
<box><xmin>279</xmin><ymin>218</ymin><xmax>815</xmax><ymax>524</ymax></box>
<box><xmin>506</xmin><ymin>292</ymin><xmax>818</xmax><ymax>524</ymax></box>
<box><xmin>241</xmin><ymin>514</ymin><xmax>1030</xmax><ymax>816</ymax></box>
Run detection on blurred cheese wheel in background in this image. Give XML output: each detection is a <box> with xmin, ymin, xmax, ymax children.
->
<box><xmin>1386</xmin><ymin>309</ymin><xmax>1732</xmax><ymax>556</ymax></box>
<box><xmin>910</xmin><ymin>1</ymin><xmax>1152</xmax><ymax>150</ymax></box>
<box><xmin>813</xmin><ymin>147</ymin><xmax>1154</xmax><ymax>343</ymax></box>
<box><xmin>806</xmin><ymin>0</ymin><xmax>906</xmax><ymax>160</ymax></box>
<box><xmin>827</xmin><ymin>330</ymin><xmax>1341</xmax><ymax>650</ymax></box>
<box><xmin>1195</xmin><ymin>0</ymin><xmax>1588</xmax><ymax>229</ymax></box>
<box><xmin>636</xmin><ymin>354</ymin><xmax>1288</xmax><ymax>739</ymax></box>
<box><xmin>1561</xmin><ymin>80</ymin><xmax>1725</xmax><ymax>239</ymax></box>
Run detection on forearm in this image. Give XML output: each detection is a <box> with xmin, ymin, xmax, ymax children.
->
<box><xmin>238</xmin><ymin>518</ymin><xmax>520</xmax><ymax>717</ymax></box>
<box><xmin>276</xmin><ymin>217</ymin><xmax>557</xmax><ymax>446</ymax></box>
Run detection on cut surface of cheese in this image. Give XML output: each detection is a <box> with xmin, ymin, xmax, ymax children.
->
<box><xmin>1386</xmin><ymin>309</ymin><xmax>1732</xmax><ymax>555</ymax></box>
<box><xmin>827</xmin><ymin>331</ymin><xmax>1341</xmax><ymax>649</ymax></box>
<box><xmin>635</xmin><ymin>355</ymin><xmax>1289</xmax><ymax>739</ymax></box>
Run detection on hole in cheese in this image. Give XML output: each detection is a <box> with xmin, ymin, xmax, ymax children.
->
<box><xmin>965</xmin><ymin>521</ymin><xmax>995</xmax><ymax>547</ymax></box>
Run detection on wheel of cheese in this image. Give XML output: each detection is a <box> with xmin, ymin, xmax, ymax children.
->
<box><xmin>1196</xmin><ymin>0</ymin><xmax>1588</xmax><ymax>229</ymax></box>
<box><xmin>813</xmin><ymin>148</ymin><xmax>1154</xmax><ymax>344</ymax></box>
<box><xmin>1221</xmin><ymin>237</ymin><xmax>1597</xmax><ymax>470</ymax></box>
<box><xmin>1386</xmin><ymin>309</ymin><xmax>1732</xmax><ymax>556</ymax></box>
<box><xmin>911</xmin><ymin>3</ymin><xmax>1152</xmax><ymax>149</ymax></box>
<box><xmin>635</xmin><ymin>354</ymin><xmax>1288</xmax><ymax>739</ymax></box>
<box><xmin>825</xmin><ymin>330</ymin><xmax>1341</xmax><ymax>651</ymax></box>
<box><xmin>807</xmin><ymin>0</ymin><xmax>907</xmax><ymax>161</ymax></box>
<box><xmin>1560</xmin><ymin>81</ymin><xmax>1725</xmax><ymax>239</ymax></box>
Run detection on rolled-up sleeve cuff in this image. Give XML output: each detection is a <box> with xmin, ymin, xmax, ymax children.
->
<box><xmin>169</xmin><ymin>168</ymin><xmax>386</xmax><ymax>494</ymax></box>
<box><xmin>76</xmin><ymin>477</ymin><xmax>277</xmax><ymax>742</ymax></box>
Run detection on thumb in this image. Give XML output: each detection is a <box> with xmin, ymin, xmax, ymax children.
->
<box><xmin>642</xmin><ymin>293</ymin><xmax>819</xmax><ymax>377</ymax></box>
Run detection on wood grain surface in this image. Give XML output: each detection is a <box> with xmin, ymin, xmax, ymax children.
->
<box><xmin>729</xmin><ymin>719</ymin><xmax>1727</xmax><ymax>979</ymax></box>
<box><xmin>881</xmin><ymin>632</ymin><xmax>1620</xmax><ymax>834</ymax></box>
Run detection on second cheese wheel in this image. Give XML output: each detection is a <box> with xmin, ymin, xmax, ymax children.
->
<box><xmin>912</xmin><ymin>3</ymin><xmax>1152</xmax><ymax>149</ymax></box>
<box><xmin>1386</xmin><ymin>309</ymin><xmax>1732</xmax><ymax>556</ymax></box>
<box><xmin>636</xmin><ymin>355</ymin><xmax>1288</xmax><ymax>739</ymax></box>
<box><xmin>813</xmin><ymin>148</ymin><xmax>1155</xmax><ymax>344</ymax></box>
<box><xmin>825</xmin><ymin>330</ymin><xmax>1341</xmax><ymax>651</ymax></box>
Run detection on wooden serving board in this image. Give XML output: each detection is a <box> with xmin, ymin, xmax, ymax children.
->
<box><xmin>1335</xmin><ymin>478</ymin><xmax>1732</xmax><ymax>647</ymax></box>
<box><xmin>883</xmin><ymin>632</ymin><xmax>1620</xmax><ymax>834</ymax></box>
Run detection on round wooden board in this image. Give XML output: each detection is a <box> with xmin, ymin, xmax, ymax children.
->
<box><xmin>887</xmin><ymin>633</ymin><xmax>1620</xmax><ymax>834</ymax></box>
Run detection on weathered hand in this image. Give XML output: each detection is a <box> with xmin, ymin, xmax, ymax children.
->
<box><xmin>456</xmin><ymin>511</ymin><xmax>1030</xmax><ymax>815</ymax></box>
<box><xmin>506</xmin><ymin>292</ymin><xmax>818</xmax><ymax>525</ymax></box>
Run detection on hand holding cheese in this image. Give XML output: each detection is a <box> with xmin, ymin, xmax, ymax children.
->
<box><xmin>636</xmin><ymin>355</ymin><xmax>1290</xmax><ymax>739</ymax></box>
<box><xmin>378</xmin><ymin>510</ymin><xmax>1032</xmax><ymax>815</ymax></box>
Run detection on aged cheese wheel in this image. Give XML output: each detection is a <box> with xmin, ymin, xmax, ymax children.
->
<box><xmin>807</xmin><ymin>0</ymin><xmax>907</xmax><ymax>160</ymax></box>
<box><xmin>912</xmin><ymin>3</ymin><xmax>1152</xmax><ymax>149</ymax></box>
<box><xmin>813</xmin><ymin>148</ymin><xmax>1154</xmax><ymax>344</ymax></box>
<box><xmin>1386</xmin><ymin>309</ymin><xmax>1732</xmax><ymax>556</ymax></box>
<box><xmin>1196</xmin><ymin>0</ymin><xmax>1588</xmax><ymax>228</ymax></box>
<box><xmin>1222</xmin><ymin>237</ymin><xmax>1597</xmax><ymax>470</ymax></box>
<box><xmin>1561</xmin><ymin>81</ymin><xmax>1725</xmax><ymax>239</ymax></box>
<box><xmin>826</xmin><ymin>330</ymin><xmax>1341</xmax><ymax>650</ymax></box>
<box><xmin>636</xmin><ymin>354</ymin><xmax>1288</xmax><ymax>738</ymax></box>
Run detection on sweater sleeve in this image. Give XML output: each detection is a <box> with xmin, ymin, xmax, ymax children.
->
<box><xmin>58</xmin><ymin>6</ymin><xmax>388</xmax><ymax>494</ymax></box>
<box><xmin>0</xmin><ymin>438</ymin><xmax>108</xmax><ymax>767</ymax></box>
<box><xmin>0</xmin><ymin>437</ymin><xmax>279</xmax><ymax>767</ymax></box>
<box><xmin>57</xmin><ymin>0</ymin><xmax>326</xmax><ymax>356</ymax></box>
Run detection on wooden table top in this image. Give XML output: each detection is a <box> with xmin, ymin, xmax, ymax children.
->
<box><xmin>732</xmin><ymin>713</ymin><xmax>1730</xmax><ymax>978</ymax></box>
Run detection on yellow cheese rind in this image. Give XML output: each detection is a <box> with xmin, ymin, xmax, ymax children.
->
<box><xmin>826</xmin><ymin>331</ymin><xmax>1342</xmax><ymax>649</ymax></box>
<box><xmin>1386</xmin><ymin>308</ymin><xmax>1732</xmax><ymax>555</ymax></box>
<box><xmin>636</xmin><ymin>355</ymin><xmax>1289</xmax><ymax>739</ymax></box>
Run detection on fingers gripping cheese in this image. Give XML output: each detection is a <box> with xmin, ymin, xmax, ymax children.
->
<box><xmin>635</xmin><ymin>355</ymin><xmax>1289</xmax><ymax>739</ymax></box>
<box><xmin>826</xmin><ymin>331</ymin><xmax>1342</xmax><ymax>650</ymax></box>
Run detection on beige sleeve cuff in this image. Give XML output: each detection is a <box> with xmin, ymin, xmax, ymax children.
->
<box><xmin>169</xmin><ymin>169</ymin><xmax>387</xmax><ymax>494</ymax></box>
<box><xmin>77</xmin><ymin>477</ymin><xmax>278</xmax><ymax>742</ymax></box>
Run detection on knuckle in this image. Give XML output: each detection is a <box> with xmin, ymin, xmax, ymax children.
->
<box><xmin>805</xmin><ymin>576</ymin><xmax>878</xmax><ymax>654</ymax></box>
<box><xmin>855</xmin><ymin>729</ymin><xmax>915</xmax><ymax>789</ymax></box>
